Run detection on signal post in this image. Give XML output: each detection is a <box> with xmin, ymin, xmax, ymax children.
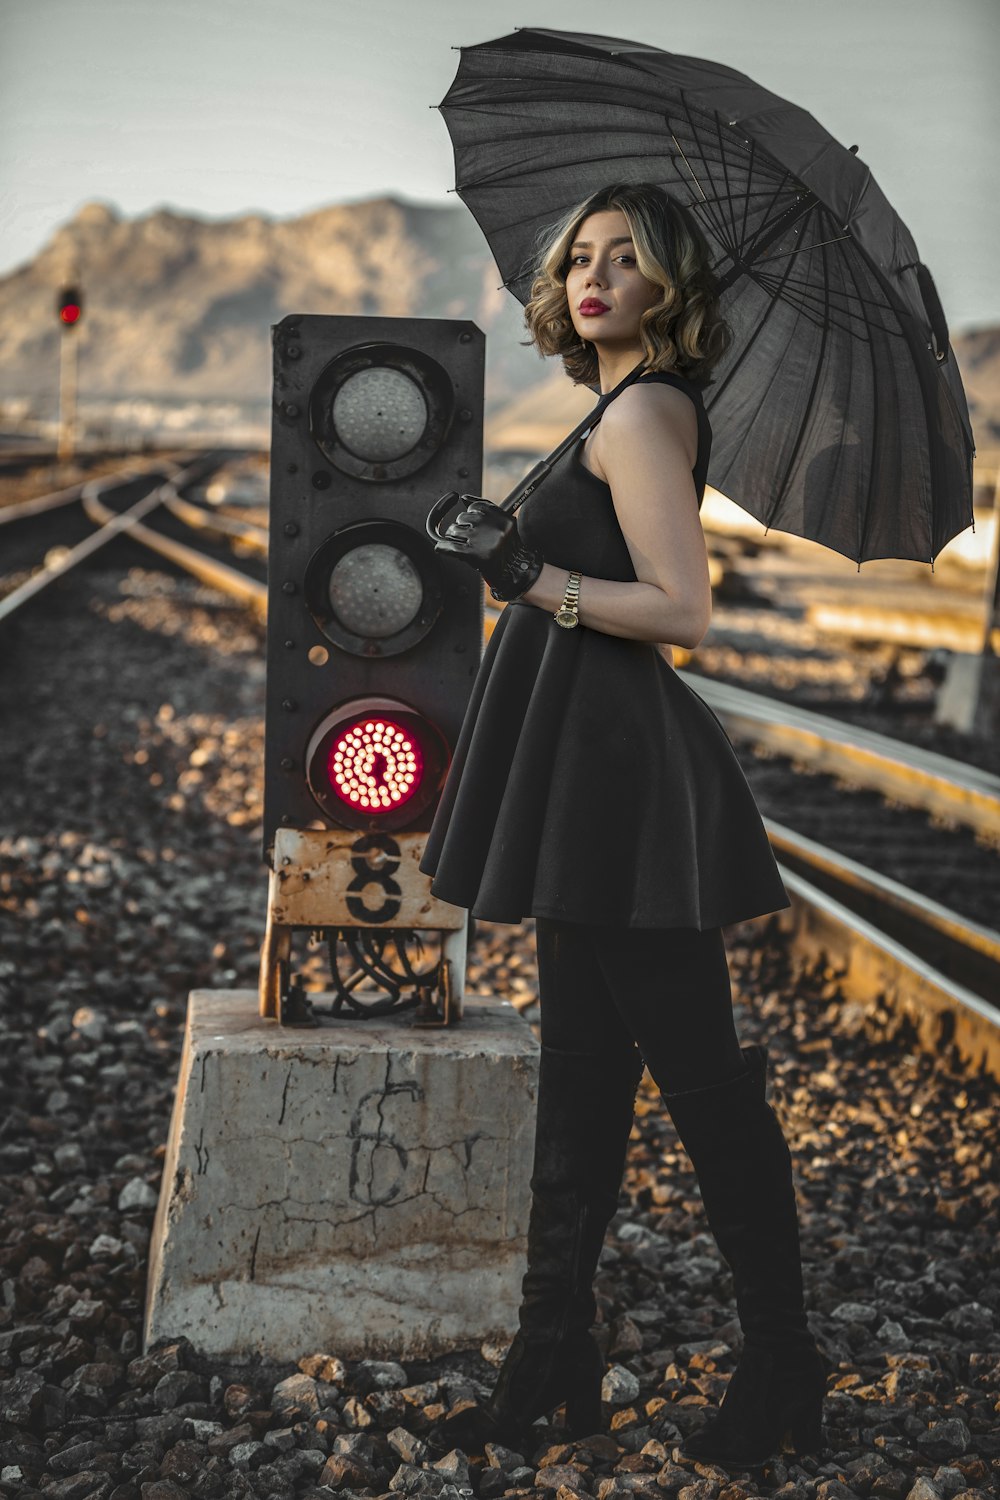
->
<box><xmin>56</xmin><ymin>286</ymin><xmax>83</xmax><ymax>466</ymax></box>
<box><xmin>145</xmin><ymin>317</ymin><xmax>539</xmax><ymax>1363</ymax></box>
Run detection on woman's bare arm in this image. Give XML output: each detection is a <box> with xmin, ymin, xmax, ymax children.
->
<box><xmin>520</xmin><ymin>383</ymin><xmax>712</xmax><ymax>648</ymax></box>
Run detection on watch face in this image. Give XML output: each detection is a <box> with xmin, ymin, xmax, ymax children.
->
<box><xmin>554</xmin><ymin>609</ymin><xmax>579</xmax><ymax>628</ymax></box>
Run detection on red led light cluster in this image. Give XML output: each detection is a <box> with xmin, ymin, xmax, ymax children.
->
<box><xmin>304</xmin><ymin>698</ymin><xmax>449</xmax><ymax>831</ymax></box>
<box><xmin>327</xmin><ymin>716</ymin><xmax>423</xmax><ymax>813</ymax></box>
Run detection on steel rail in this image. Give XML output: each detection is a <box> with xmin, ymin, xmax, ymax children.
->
<box><xmin>0</xmin><ymin>453</ymin><xmax>195</xmax><ymax>526</ymax></box>
<box><xmin>162</xmin><ymin>492</ymin><xmax>269</xmax><ymax>556</ymax></box>
<box><xmin>682</xmin><ymin>671</ymin><xmax>1000</xmax><ymax>838</ymax></box>
<box><xmin>767</xmin><ymin>865</ymin><xmax>1000</xmax><ymax>1082</ymax></box>
<box><xmin>0</xmin><ymin>467</ymin><xmax>194</xmax><ymax>626</ymax></box>
<box><xmin>82</xmin><ymin>483</ymin><xmax>268</xmax><ymax>621</ymax></box>
<box><xmin>0</xmin><ymin>478</ymin><xmax>89</xmax><ymax>524</ymax></box>
<box><xmin>764</xmin><ymin>817</ymin><xmax>1000</xmax><ymax>1005</ymax></box>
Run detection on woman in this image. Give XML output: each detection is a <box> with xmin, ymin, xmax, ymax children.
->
<box><xmin>419</xmin><ymin>182</ymin><xmax>829</xmax><ymax>1469</ymax></box>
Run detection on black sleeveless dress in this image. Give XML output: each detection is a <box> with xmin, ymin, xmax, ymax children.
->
<box><xmin>418</xmin><ymin>371</ymin><xmax>791</xmax><ymax>929</ymax></box>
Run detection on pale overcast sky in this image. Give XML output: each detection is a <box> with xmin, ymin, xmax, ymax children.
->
<box><xmin>1</xmin><ymin>0</ymin><xmax>996</xmax><ymax>329</ymax></box>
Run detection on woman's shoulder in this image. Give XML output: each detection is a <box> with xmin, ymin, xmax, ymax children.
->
<box><xmin>601</xmin><ymin>372</ymin><xmax>700</xmax><ymax>433</ymax></box>
<box><xmin>594</xmin><ymin>373</ymin><xmax>700</xmax><ymax>472</ymax></box>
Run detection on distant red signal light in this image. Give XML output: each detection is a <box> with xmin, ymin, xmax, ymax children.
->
<box><xmin>305</xmin><ymin>700</ymin><xmax>449</xmax><ymax>831</ymax></box>
<box><xmin>56</xmin><ymin>287</ymin><xmax>83</xmax><ymax>326</ymax></box>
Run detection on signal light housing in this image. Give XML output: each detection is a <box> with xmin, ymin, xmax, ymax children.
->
<box><xmin>57</xmin><ymin>287</ymin><xmax>83</xmax><ymax>325</ymax></box>
<box><xmin>263</xmin><ymin>316</ymin><xmax>484</xmax><ymax>850</ymax></box>
<box><xmin>305</xmin><ymin>699</ymin><xmax>449</xmax><ymax>832</ymax></box>
<box><xmin>260</xmin><ymin>316</ymin><xmax>484</xmax><ymax>1022</ymax></box>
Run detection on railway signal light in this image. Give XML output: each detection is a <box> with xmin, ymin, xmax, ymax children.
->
<box><xmin>260</xmin><ymin>315</ymin><xmax>485</xmax><ymax>1027</ymax></box>
<box><xmin>55</xmin><ymin>285</ymin><xmax>84</xmax><ymax>464</ymax></box>
<box><xmin>57</xmin><ymin>286</ymin><xmax>83</xmax><ymax>326</ymax></box>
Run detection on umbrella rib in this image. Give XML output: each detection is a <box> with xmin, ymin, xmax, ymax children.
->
<box><xmin>764</xmin><ymin>230</ymin><xmax>833</xmax><ymax>530</ymax></box>
<box><xmin>694</xmin><ymin>185</ymin><xmax>793</xmax><ymax>211</ymax></box>
<box><xmin>749</xmin><ymin>293</ymin><xmax>878</xmax><ymax>342</ymax></box>
<box><xmin>669</xmin><ymin>122</ymin><xmax>737</xmax><ymax>254</ymax></box>
<box><xmin>745</xmin><ymin>169</ymin><xmax>797</xmax><ymax>260</ymax></box>
<box><xmin>752</xmin><ymin>234</ymin><xmax>852</xmax><ymax>264</ymax></box>
<box><xmin>739</xmin><ymin>138</ymin><xmax>756</xmax><ymax>253</ymax></box>
<box><xmin>695</xmin><ymin>107</ymin><xmax>758</xmax><ymax>253</ymax></box>
<box><xmin>677</xmin><ymin>100</ymin><xmax>737</xmax><ymax>251</ymax></box>
<box><xmin>750</xmin><ymin>271</ymin><xmax>853</xmax><ymax>316</ymax></box>
<box><xmin>751</xmin><ymin>267</ymin><xmax>894</xmax><ymax>339</ymax></box>
<box><xmin>758</xmin><ymin>286</ymin><xmax>893</xmax><ymax>334</ymax></box>
<box><xmin>713</xmin><ymin>110</ymin><xmax>742</xmax><ymax>261</ymax></box>
<box><xmin>839</xmin><ymin>240</ymin><xmax>883</xmax><ymax>563</ymax></box>
<box><xmin>756</xmin><ymin>262</ymin><xmax>887</xmax><ymax>307</ymax></box>
<box><xmin>706</xmin><ymin>242</ymin><xmax>804</xmax><ymax>411</ymax></box>
<box><xmin>668</xmin><ymin>129</ymin><xmax>707</xmax><ymax>202</ymax></box>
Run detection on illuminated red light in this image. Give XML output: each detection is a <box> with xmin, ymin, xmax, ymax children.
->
<box><xmin>305</xmin><ymin>698</ymin><xmax>448</xmax><ymax>830</ymax></box>
<box><xmin>326</xmin><ymin>715</ymin><xmax>423</xmax><ymax>814</ymax></box>
<box><xmin>60</xmin><ymin>304</ymin><xmax>81</xmax><ymax>325</ymax></box>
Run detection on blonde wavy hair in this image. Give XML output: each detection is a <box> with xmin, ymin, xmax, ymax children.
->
<box><xmin>522</xmin><ymin>181</ymin><xmax>730</xmax><ymax>388</ymax></box>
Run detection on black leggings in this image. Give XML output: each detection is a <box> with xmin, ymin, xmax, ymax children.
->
<box><xmin>534</xmin><ymin>916</ymin><xmax>747</xmax><ymax>1095</ymax></box>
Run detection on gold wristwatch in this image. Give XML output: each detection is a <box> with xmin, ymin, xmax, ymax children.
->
<box><xmin>553</xmin><ymin>570</ymin><xmax>582</xmax><ymax>629</ymax></box>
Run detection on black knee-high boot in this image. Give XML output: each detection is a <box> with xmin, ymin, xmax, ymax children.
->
<box><xmin>660</xmin><ymin>1043</ymin><xmax>829</xmax><ymax>1468</ymax></box>
<box><xmin>480</xmin><ymin>1042</ymin><xmax>645</xmax><ymax>1442</ymax></box>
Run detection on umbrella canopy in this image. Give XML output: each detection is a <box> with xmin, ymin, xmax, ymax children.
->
<box><xmin>438</xmin><ymin>27</ymin><xmax>975</xmax><ymax>566</ymax></box>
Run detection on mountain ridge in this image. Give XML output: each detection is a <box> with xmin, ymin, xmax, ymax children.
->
<box><xmin>0</xmin><ymin>194</ymin><xmax>550</xmax><ymax>419</ymax></box>
<box><xmin>1</xmin><ymin>196</ymin><xmax>996</xmax><ymax>455</ymax></box>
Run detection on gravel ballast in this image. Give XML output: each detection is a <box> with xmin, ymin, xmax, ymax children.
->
<box><xmin>0</xmin><ymin>565</ymin><xmax>997</xmax><ymax>1500</ymax></box>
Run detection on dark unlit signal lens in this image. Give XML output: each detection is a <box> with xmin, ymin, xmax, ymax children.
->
<box><xmin>332</xmin><ymin>367</ymin><xmax>428</xmax><ymax>461</ymax></box>
<box><xmin>327</xmin><ymin>543</ymin><xmax>423</xmax><ymax>638</ymax></box>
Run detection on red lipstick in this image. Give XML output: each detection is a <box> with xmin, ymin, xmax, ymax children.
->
<box><xmin>579</xmin><ymin>299</ymin><xmax>610</xmax><ymax>315</ymax></box>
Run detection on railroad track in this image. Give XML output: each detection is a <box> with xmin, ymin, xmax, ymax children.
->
<box><xmin>0</xmin><ymin>460</ymin><xmax>205</xmax><ymax>625</ymax></box>
<box><xmin>82</xmin><ymin>472</ymin><xmax>267</xmax><ymax>620</ymax></box>
<box><xmin>0</xmin><ymin>452</ymin><xmax>195</xmax><ymax>527</ymax></box>
<box><xmin>0</xmin><ymin>456</ymin><xmax>267</xmax><ymax>635</ymax></box>
<box><xmin>682</xmin><ymin>671</ymin><xmax>1000</xmax><ymax>838</ymax></box>
<box><xmin>0</xmin><ymin>453</ymin><xmax>252</xmax><ymax>624</ymax></box>
<box><xmin>761</xmin><ymin>821</ymin><xmax>1000</xmax><ymax>1082</ymax></box>
<box><xmin>161</xmin><ymin>490</ymin><xmax>268</xmax><ymax>557</ymax></box>
<box><xmin>678</xmin><ymin>676</ymin><xmax>1000</xmax><ymax>1081</ymax></box>
<box><xmin>0</xmin><ymin>445</ymin><xmax>190</xmax><ymax>511</ymax></box>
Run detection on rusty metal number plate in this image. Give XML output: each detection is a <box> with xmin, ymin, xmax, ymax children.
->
<box><xmin>269</xmin><ymin>826</ymin><xmax>466</xmax><ymax>930</ymax></box>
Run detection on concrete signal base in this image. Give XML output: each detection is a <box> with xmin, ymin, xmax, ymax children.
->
<box><xmin>144</xmin><ymin>990</ymin><xmax>539</xmax><ymax>1363</ymax></box>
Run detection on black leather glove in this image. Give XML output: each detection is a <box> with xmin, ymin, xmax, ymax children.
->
<box><xmin>432</xmin><ymin>496</ymin><xmax>544</xmax><ymax>602</ymax></box>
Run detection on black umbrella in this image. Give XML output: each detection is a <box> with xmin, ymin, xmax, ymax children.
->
<box><xmin>435</xmin><ymin>27</ymin><xmax>975</xmax><ymax>566</ymax></box>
